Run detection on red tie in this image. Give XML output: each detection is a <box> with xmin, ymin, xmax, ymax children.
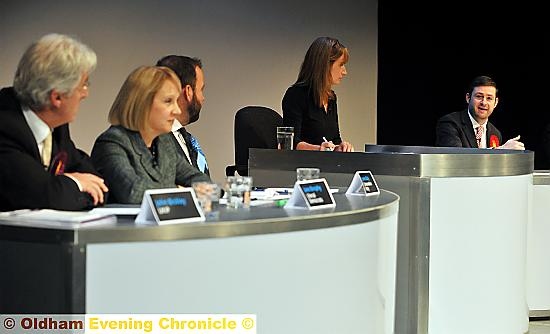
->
<box><xmin>475</xmin><ymin>126</ymin><xmax>484</xmax><ymax>148</ymax></box>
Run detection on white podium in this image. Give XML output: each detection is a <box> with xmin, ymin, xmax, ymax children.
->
<box><xmin>528</xmin><ymin>172</ymin><xmax>550</xmax><ymax>317</ymax></box>
<box><xmin>248</xmin><ymin>145</ymin><xmax>534</xmax><ymax>334</ymax></box>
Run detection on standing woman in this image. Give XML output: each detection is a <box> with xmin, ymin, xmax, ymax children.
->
<box><xmin>91</xmin><ymin>66</ymin><xmax>210</xmax><ymax>204</ymax></box>
<box><xmin>282</xmin><ymin>36</ymin><xmax>354</xmax><ymax>152</ymax></box>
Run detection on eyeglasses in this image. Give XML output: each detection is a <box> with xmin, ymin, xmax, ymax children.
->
<box><xmin>473</xmin><ymin>94</ymin><xmax>495</xmax><ymax>103</ymax></box>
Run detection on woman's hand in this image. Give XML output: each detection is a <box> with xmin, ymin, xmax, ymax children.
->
<box><xmin>320</xmin><ymin>141</ymin><xmax>336</xmax><ymax>151</ymax></box>
<box><xmin>334</xmin><ymin>141</ymin><xmax>354</xmax><ymax>152</ymax></box>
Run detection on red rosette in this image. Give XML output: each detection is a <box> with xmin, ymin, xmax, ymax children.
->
<box><xmin>489</xmin><ymin>135</ymin><xmax>500</xmax><ymax>148</ymax></box>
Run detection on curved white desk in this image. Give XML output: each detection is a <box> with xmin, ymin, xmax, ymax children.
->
<box><xmin>0</xmin><ymin>191</ymin><xmax>399</xmax><ymax>334</ymax></box>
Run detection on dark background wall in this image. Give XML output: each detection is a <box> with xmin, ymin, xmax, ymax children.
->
<box><xmin>377</xmin><ymin>2</ymin><xmax>549</xmax><ymax>168</ymax></box>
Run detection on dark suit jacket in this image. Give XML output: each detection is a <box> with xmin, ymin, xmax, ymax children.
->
<box><xmin>435</xmin><ymin>109</ymin><xmax>502</xmax><ymax>148</ymax></box>
<box><xmin>91</xmin><ymin>125</ymin><xmax>211</xmax><ymax>204</ymax></box>
<box><xmin>172</xmin><ymin>127</ymin><xmax>210</xmax><ymax>176</ymax></box>
<box><xmin>0</xmin><ymin>87</ymin><xmax>99</xmax><ymax>211</ymax></box>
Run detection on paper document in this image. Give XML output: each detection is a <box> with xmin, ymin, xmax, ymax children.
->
<box><xmin>90</xmin><ymin>207</ymin><xmax>140</xmax><ymax>216</ymax></box>
<box><xmin>0</xmin><ymin>209</ymin><xmax>117</xmax><ymax>227</ymax></box>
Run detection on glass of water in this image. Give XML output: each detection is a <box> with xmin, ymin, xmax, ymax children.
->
<box><xmin>192</xmin><ymin>182</ymin><xmax>221</xmax><ymax>213</ymax></box>
<box><xmin>277</xmin><ymin>126</ymin><xmax>294</xmax><ymax>150</ymax></box>
<box><xmin>296</xmin><ymin>167</ymin><xmax>320</xmax><ymax>181</ymax></box>
<box><xmin>225</xmin><ymin>176</ymin><xmax>253</xmax><ymax>209</ymax></box>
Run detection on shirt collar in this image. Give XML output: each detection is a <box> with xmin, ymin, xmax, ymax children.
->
<box><xmin>22</xmin><ymin>106</ymin><xmax>51</xmax><ymax>144</ymax></box>
<box><xmin>467</xmin><ymin>110</ymin><xmax>486</xmax><ymax>130</ymax></box>
<box><xmin>171</xmin><ymin>119</ymin><xmax>184</xmax><ymax>132</ymax></box>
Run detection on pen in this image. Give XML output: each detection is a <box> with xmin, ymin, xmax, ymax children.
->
<box><xmin>322</xmin><ymin>137</ymin><xmax>334</xmax><ymax>151</ymax></box>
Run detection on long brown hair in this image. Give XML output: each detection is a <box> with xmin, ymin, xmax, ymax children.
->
<box><xmin>295</xmin><ymin>37</ymin><xmax>349</xmax><ymax>107</ymax></box>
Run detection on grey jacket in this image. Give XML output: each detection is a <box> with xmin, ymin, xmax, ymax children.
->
<box><xmin>91</xmin><ymin>125</ymin><xmax>211</xmax><ymax>204</ymax></box>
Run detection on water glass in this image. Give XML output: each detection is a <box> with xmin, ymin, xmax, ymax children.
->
<box><xmin>192</xmin><ymin>182</ymin><xmax>221</xmax><ymax>213</ymax></box>
<box><xmin>225</xmin><ymin>176</ymin><xmax>253</xmax><ymax>209</ymax></box>
<box><xmin>296</xmin><ymin>167</ymin><xmax>320</xmax><ymax>181</ymax></box>
<box><xmin>277</xmin><ymin>126</ymin><xmax>294</xmax><ymax>150</ymax></box>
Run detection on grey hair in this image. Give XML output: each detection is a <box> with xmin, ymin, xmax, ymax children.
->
<box><xmin>13</xmin><ymin>33</ymin><xmax>97</xmax><ymax>110</ymax></box>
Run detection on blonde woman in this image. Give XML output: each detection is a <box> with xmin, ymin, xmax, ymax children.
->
<box><xmin>91</xmin><ymin>66</ymin><xmax>210</xmax><ymax>204</ymax></box>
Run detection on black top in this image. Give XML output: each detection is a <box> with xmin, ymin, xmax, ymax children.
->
<box><xmin>0</xmin><ymin>87</ymin><xmax>99</xmax><ymax>211</ymax></box>
<box><xmin>282</xmin><ymin>84</ymin><xmax>342</xmax><ymax>148</ymax></box>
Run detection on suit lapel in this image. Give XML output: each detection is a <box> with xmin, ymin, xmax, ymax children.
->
<box><xmin>157</xmin><ymin>135</ymin><xmax>177</xmax><ymax>177</ymax></box>
<box><xmin>4</xmin><ymin>89</ymin><xmax>42</xmax><ymax>160</ymax></box>
<box><xmin>178</xmin><ymin>128</ymin><xmax>194</xmax><ymax>165</ymax></box>
<box><xmin>485</xmin><ymin>122</ymin><xmax>499</xmax><ymax>147</ymax></box>
<box><xmin>460</xmin><ymin>110</ymin><xmax>478</xmax><ymax>148</ymax></box>
<box><xmin>129</xmin><ymin>131</ymin><xmax>162</xmax><ymax>182</ymax></box>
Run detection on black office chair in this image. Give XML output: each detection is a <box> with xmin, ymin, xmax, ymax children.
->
<box><xmin>226</xmin><ymin>106</ymin><xmax>283</xmax><ymax>176</ymax></box>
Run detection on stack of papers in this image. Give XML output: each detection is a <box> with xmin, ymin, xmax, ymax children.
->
<box><xmin>0</xmin><ymin>209</ymin><xmax>117</xmax><ymax>228</ymax></box>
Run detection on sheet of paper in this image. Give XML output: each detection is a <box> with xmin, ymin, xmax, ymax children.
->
<box><xmin>90</xmin><ymin>207</ymin><xmax>141</xmax><ymax>216</ymax></box>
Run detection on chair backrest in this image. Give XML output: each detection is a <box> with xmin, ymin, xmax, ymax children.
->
<box><xmin>230</xmin><ymin>106</ymin><xmax>282</xmax><ymax>176</ymax></box>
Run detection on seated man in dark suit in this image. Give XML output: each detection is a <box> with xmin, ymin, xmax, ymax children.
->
<box><xmin>156</xmin><ymin>55</ymin><xmax>210</xmax><ymax>176</ymax></box>
<box><xmin>435</xmin><ymin>75</ymin><xmax>524</xmax><ymax>150</ymax></box>
<box><xmin>0</xmin><ymin>33</ymin><xmax>108</xmax><ymax>211</ymax></box>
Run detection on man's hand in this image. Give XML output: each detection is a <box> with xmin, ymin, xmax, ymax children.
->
<box><xmin>497</xmin><ymin>135</ymin><xmax>525</xmax><ymax>150</ymax></box>
<box><xmin>65</xmin><ymin>172</ymin><xmax>109</xmax><ymax>205</ymax></box>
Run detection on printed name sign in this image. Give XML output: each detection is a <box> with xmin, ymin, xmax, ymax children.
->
<box><xmin>346</xmin><ymin>171</ymin><xmax>380</xmax><ymax>196</ymax></box>
<box><xmin>135</xmin><ymin>188</ymin><xmax>205</xmax><ymax>225</ymax></box>
<box><xmin>284</xmin><ymin>178</ymin><xmax>336</xmax><ymax>210</ymax></box>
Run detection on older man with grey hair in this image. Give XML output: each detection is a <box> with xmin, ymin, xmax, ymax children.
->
<box><xmin>0</xmin><ymin>33</ymin><xmax>108</xmax><ymax>211</ymax></box>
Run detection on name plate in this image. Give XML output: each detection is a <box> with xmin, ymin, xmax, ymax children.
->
<box><xmin>346</xmin><ymin>171</ymin><xmax>380</xmax><ymax>196</ymax></box>
<box><xmin>135</xmin><ymin>188</ymin><xmax>205</xmax><ymax>225</ymax></box>
<box><xmin>284</xmin><ymin>178</ymin><xmax>336</xmax><ymax>210</ymax></box>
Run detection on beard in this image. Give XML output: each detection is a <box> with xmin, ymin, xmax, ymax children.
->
<box><xmin>187</xmin><ymin>95</ymin><xmax>202</xmax><ymax>124</ymax></box>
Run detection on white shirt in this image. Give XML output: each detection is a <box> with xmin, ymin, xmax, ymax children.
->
<box><xmin>22</xmin><ymin>106</ymin><xmax>51</xmax><ymax>157</ymax></box>
<box><xmin>171</xmin><ymin>119</ymin><xmax>192</xmax><ymax>163</ymax></box>
<box><xmin>21</xmin><ymin>106</ymin><xmax>82</xmax><ymax>190</ymax></box>
<box><xmin>467</xmin><ymin>111</ymin><xmax>487</xmax><ymax>148</ymax></box>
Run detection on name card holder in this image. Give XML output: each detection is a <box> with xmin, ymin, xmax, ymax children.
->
<box><xmin>135</xmin><ymin>188</ymin><xmax>205</xmax><ymax>225</ymax></box>
<box><xmin>346</xmin><ymin>170</ymin><xmax>380</xmax><ymax>196</ymax></box>
<box><xmin>284</xmin><ymin>178</ymin><xmax>336</xmax><ymax>210</ymax></box>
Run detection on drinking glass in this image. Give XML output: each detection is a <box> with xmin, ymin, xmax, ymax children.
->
<box><xmin>225</xmin><ymin>176</ymin><xmax>253</xmax><ymax>209</ymax></box>
<box><xmin>277</xmin><ymin>126</ymin><xmax>294</xmax><ymax>150</ymax></box>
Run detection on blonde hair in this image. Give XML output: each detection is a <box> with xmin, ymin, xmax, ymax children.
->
<box><xmin>108</xmin><ymin>66</ymin><xmax>181</xmax><ymax>131</ymax></box>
